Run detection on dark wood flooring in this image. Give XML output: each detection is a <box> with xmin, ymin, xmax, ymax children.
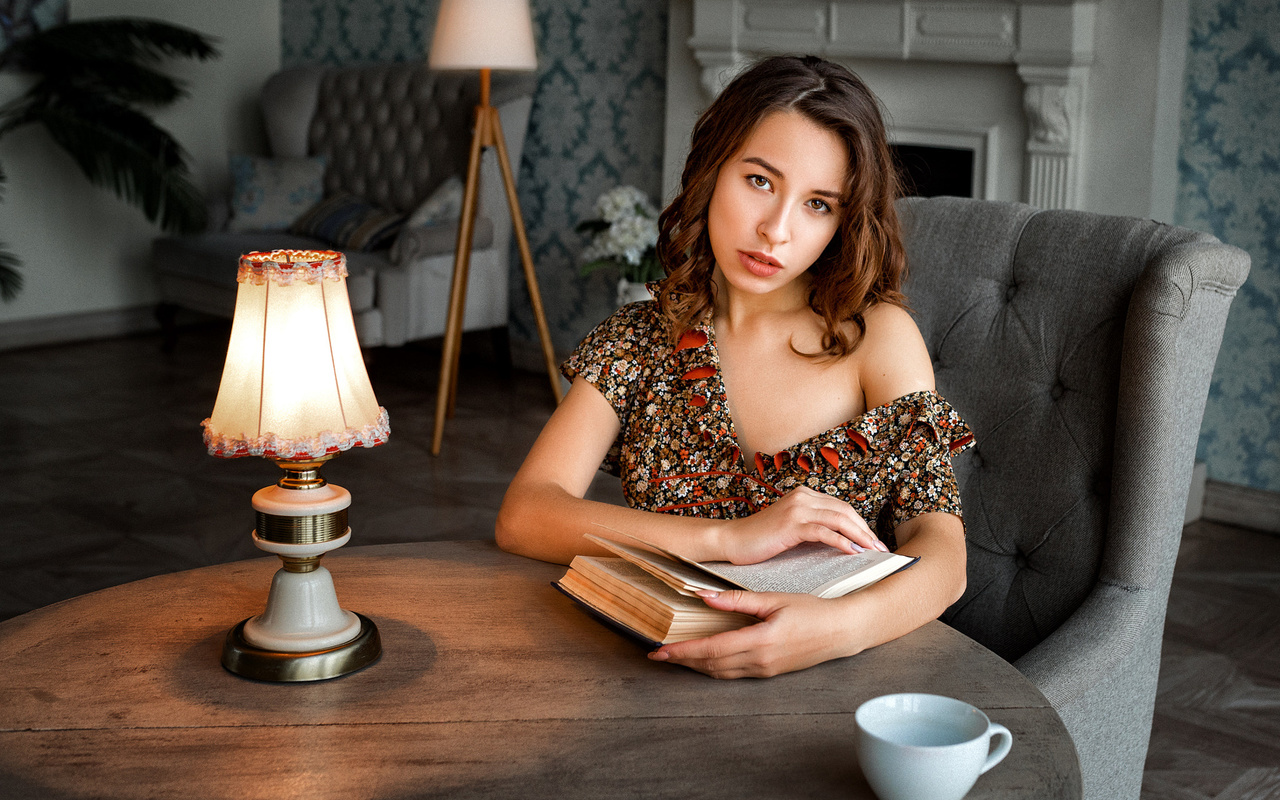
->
<box><xmin>1142</xmin><ymin>519</ymin><xmax>1280</xmax><ymax>800</ymax></box>
<box><xmin>1</xmin><ymin>322</ymin><xmax>1276</xmax><ymax>799</ymax></box>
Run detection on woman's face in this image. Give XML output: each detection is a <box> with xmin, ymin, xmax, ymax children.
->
<box><xmin>707</xmin><ymin>109</ymin><xmax>849</xmax><ymax>298</ymax></box>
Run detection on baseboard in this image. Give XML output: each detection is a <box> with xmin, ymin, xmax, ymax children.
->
<box><xmin>1202</xmin><ymin>478</ymin><xmax>1280</xmax><ymax>534</ymax></box>
<box><xmin>0</xmin><ymin>306</ymin><xmax>159</xmax><ymax>352</ymax></box>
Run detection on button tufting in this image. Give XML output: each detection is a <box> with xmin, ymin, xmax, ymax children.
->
<box><xmin>1005</xmin><ymin>284</ymin><xmax>1017</xmax><ymax>302</ymax></box>
<box><xmin>1050</xmin><ymin>382</ymin><xmax>1065</xmax><ymax>400</ymax></box>
<box><xmin>970</xmin><ymin>451</ymin><xmax>984</xmax><ymax>468</ymax></box>
<box><xmin>1014</xmin><ymin>551</ymin><xmax>1028</xmax><ymax>569</ymax></box>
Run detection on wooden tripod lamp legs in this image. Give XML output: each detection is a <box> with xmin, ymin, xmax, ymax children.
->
<box><xmin>431</xmin><ymin>96</ymin><xmax>564</xmax><ymax>456</ymax></box>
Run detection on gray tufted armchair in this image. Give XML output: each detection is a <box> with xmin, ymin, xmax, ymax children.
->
<box><xmin>898</xmin><ymin>196</ymin><xmax>1249</xmax><ymax>800</ymax></box>
<box><xmin>153</xmin><ymin>61</ymin><xmax>534</xmax><ymax>348</ymax></box>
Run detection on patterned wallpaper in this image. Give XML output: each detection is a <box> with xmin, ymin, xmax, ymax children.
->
<box><xmin>281</xmin><ymin>0</ymin><xmax>668</xmax><ymax>355</ymax></box>
<box><xmin>1178</xmin><ymin>0</ymin><xmax>1280</xmax><ymax>493</ymax></box>
<box><xmin>282</xmin><ymin>0</ymin><xmax>1278</xmax><ymax>494</ymax></box>
<box><xmin>0</xmin><ymin>0</ymin><xmax>66</xmax><ymax>52</ymax></box>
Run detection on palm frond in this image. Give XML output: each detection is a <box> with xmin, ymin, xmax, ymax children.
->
<box><xmin>4</xmin><ymin>18</ymin><xmax>218</xmax><ymax>69</ymax></box>
<box><xmin>16</xmin><ymin>56</ymin><xmax>189</xmax><ymax>106</ymax></box>
<box><xmin>0</xmin><ymin>246</ymin><xmax>22</xmax><ymax>302</ymax></box>
<box><xmin>29</xmin><ymin>91</ymin><xmax>206</xmax><ymax>232</ymax></box>
<box><xmin>0</xmin><ymin>17</ymin><xmax>219</xmax><ymax>299</ymax></box>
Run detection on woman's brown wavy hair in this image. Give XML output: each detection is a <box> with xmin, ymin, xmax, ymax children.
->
<box><xmin>657</xmin><ymin>55</ymin><xmax>907</xmax><ymax>359</ymax></box>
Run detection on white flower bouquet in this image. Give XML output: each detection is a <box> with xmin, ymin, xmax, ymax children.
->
<box><xmin>576</xmin><ymin>185</ymin><xmax>665</xmax><ymax>284</ymax></box>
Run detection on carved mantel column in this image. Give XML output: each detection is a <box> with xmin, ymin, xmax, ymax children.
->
<box><xmin>1019</xmin><ymin>65</ymin><xmax>1088</xmax><ymax>209</ymax></box>
<box><xmin>1014</xmin><ymin>1</ymin><xmax>1095</xmax><ymax>210</ymax></box>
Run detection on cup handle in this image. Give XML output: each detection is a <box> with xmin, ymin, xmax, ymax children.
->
<box><xmin>980</xmin><ymin>723</ymin><xmax>1013</xmax><ymax>774</ymax></box>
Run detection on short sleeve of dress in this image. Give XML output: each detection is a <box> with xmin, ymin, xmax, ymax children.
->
<box><xmin>561</xmin><ymin>302</ymin><xmax>666</xmax><ymax>474</ymax></box>
<box><xmin>848</xmin><ymin>391</ymin><xmax>975</xmax><ymax>538</ymax></box>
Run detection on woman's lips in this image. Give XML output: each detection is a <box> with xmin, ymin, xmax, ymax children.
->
<box><xmin>739</xmin><ymin>250</ymin><xmax>782</xmax><ymax>278</ymax></box>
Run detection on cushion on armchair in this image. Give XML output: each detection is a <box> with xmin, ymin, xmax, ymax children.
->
<box><xmin>227</xmin><ymin>155</ymin><xmax>326</xmax><ymax>232</ymax></box>
<box><xmin>290</xmin><ymin>192</ymin><xmax>407</xmax><ymax>251</ymax></box>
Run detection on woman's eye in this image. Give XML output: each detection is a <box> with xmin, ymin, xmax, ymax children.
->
<box><xmin>748</xmin><ymin>174</ymin><xmax>771</xmax><ymax>190</ymax></box>
<box><xmin>808</xmin><ymin>199</ymin><xmax>832</xmax><ymax>213</ymax></box>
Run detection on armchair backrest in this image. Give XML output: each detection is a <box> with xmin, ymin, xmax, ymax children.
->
<box><xmin>898</xmin><ymin>196</ymin><xmax>1246</xmax><ymax>663</ymax></box>
<box><xmin>900</xmin><ymin>196</ymin><xmax>1249</xmax><ymax>800</ymax></box>
<box><xmin>259</xmin><ymin>61</ymin><xmax>535</xmax><ymax>214</ymax></box>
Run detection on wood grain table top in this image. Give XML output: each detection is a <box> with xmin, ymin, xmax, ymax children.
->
<box><xmin>0</xmin><ymin>540</ymin><xmax>1081</xmax><ymax>799</ymax></box>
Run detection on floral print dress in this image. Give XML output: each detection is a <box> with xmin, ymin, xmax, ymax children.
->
<box><xmin>562</xmin><ymin>300</ymin><xmax>974</xmax><ymax>551</ymax></box>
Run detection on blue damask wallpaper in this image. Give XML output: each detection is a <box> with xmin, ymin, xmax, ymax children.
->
<box><xmin>1178</xmin><ymin>0</ymin><xmax>1280</xmax><ymax>492</ymax></box>
<box><xmin>282</xmin><ymin>0</ymin><xmax>667</xmax><ymax>356</ymax></box>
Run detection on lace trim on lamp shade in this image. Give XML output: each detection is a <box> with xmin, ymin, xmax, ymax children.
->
<box><xmin>238</xmin><ymin>250</ymin><xmax>349</xmax><ymax>285</ymax></box>
<box><xmin>202</xmin><ymin>408</ymin><xmax>391</xmax><ymax>460</ymax></box>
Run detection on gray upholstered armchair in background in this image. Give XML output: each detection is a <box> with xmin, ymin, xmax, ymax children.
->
<box><xmin>898</xmin><ymin>196</ymin><xmax>1249</xmax><ymax>800</ymax></box>
<box><xmin>153</xmin><ymin>61</ymin><xmax>534</xmax><ymax>349</ymax></box>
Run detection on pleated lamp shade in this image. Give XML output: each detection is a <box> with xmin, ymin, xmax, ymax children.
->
<box><xmin>429</xmin><ymin>0</ymin><xmax>538</xmax><ymax>71</ymax></box>
<box><xmin>203</xmin><ymin>250</ymin><xmax>389</xmax><ymax>461</ymax></box>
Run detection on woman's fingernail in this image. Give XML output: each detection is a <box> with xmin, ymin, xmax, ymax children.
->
<box><xmin>876</xmin><ymin>541</ymin><xmax>890</xmax><ymax>552</ymax></box>
<box><xmin>649</xmin><ymin>650</ymin><xmax>669</xmax><ymax>661</ymax></box>
<box><xmin>696</xmin><ymin>590</ymin><xmax>719</xmax><ymax>599</ymax></box>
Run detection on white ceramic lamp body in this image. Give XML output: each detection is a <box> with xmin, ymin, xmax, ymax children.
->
<box><xmin>242</xmin><ymin>483</ymin><xmax>360</xmax><ymax>653</ymax></box>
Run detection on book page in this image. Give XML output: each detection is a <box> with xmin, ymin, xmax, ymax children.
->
<box><xmin>560</xmin><ymin>557</ymin><xmax>755</xmax><ymax>643</ymax></box>
<box><xmin>586</xmin><ymin>529</ymin><xmax>915</xmax><ymax>599</ymax></box>
<box><xmin>584</xmin><ymin>533</ymin><xmax>737</xmax><ymax>594</ymax></box>
<box><xmin>701</xmin><ymin>542</ymin><xmax>902</xmax><ymax>596</ymax></box>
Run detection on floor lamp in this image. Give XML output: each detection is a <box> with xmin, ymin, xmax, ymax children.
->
<box><xmin>429</xmin><ymin>0</ymin><xmax>563</xmax><ymax>456</ymax></box>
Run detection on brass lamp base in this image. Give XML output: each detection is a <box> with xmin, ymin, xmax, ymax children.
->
<box><xmin>221</xmin><ymin>613</ymin><xmax>381</xmax><ymax>682</ymax></box>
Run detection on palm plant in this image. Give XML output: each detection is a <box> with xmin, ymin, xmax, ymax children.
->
<box><xmin>0</xmin><ymin>18</ymin><xmax>219</xmax><ymax>300</ymax></box>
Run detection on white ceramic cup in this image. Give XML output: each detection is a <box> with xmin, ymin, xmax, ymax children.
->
<box><xmin>855</xmin><ymin>693</ymin><xmax>1013</xmax><ymax>800</ymax></box>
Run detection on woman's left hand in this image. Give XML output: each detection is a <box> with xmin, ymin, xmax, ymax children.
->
<box><xmin>646</xmin><ymin>590</ymin><xmax>860</xmax><ymax>678</ymax></box>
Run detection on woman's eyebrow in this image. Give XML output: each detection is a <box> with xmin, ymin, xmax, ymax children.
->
<box><xmin>743</xmin><ymin>155</ymin><xmax>783</xmax><ymax>178</ymax></box>
<box><xmin>742</xmin><ymin>155</ymin><xmax>842</xmax><ymax>200</ymax></box>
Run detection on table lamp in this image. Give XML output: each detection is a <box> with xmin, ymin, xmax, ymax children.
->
<box><xmin>428</xmin><ymin>0</ymin><xmax>563</xmax><ymax>456</ymax></box>
<box><xmin>202</xmin><ymin>249</ymin><xmax>389</xmax><ymax>682</ymax></box>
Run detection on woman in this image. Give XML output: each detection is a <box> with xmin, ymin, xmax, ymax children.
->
<box><xmin>496</xmin><ymin>55</ymin><xmax>973</xmax><ymax>678</ymax></box>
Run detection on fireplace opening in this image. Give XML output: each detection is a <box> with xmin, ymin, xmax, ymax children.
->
<box><xmin>891</xmin><ymin>144</ymin><xmax>975</xmax><ymax>199</ymax></box>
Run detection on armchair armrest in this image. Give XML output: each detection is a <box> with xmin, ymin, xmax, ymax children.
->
<box><xmin>390</xmin><ymin>217</ymin><xmax>494</xmax><ymax>266</ymax></box>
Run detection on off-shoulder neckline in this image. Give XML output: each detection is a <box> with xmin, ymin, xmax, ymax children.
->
<box><xmin>678</xmin><ymin>311</ymin><xmax>946</xmax><ymax>459</ymax></box>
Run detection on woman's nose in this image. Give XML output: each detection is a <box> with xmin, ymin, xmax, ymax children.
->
<box><xmin>757</xmin><ymin>203</ymin><xmax>790</xmax><ymax>245</ymax></box>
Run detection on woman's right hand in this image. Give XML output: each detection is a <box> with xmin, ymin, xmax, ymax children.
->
<box><xmin>716</xmin><ymin>486</ymin><xmax>887</xmax><ymax>564</ymax></box>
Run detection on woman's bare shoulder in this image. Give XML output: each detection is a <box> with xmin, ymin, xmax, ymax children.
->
<box><xmin>856</xmin><ymin>302</ymin><xmax>934</xmax><ymax>406</ymax></box>
<box><xmin>860</xmin><ymin>301</ymin><xmax>919</xmax><ymax>336</ymax></box>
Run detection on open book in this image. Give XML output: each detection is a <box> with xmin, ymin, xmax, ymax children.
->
<box><xmin>553</xmin><ymin>531</ymin><xmax>918</xmax><ymax>646</ymax></box>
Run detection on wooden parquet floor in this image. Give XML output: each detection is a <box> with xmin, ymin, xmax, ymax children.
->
<box><xmin>1</xmin><ymin>324</ymin><xmax>1277</xmax><ymax>797</ymax></box>
<box><xmin>1142</xmin><ymin>520</ymin><xmax>1280</xmax><ymax>800</ymax></box>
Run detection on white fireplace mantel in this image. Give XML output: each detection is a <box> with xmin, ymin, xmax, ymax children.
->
<box><xmin>664</xmin><ymin>0</ymin><xmax>1188</xmax><ymax>219</ymax></box>
<box><xmin>687</xmin><ymin>0</ymin><xmax>1096</xmax><ymax>209</ymax></box>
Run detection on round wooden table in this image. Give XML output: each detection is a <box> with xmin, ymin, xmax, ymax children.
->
<box><xmin>0</xmin><ymin>541</ymin><xmax>1081</xmax><ymax>799</ymax></box>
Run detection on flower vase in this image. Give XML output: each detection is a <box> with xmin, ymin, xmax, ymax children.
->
<box><xmin>616</xmin><ymin>278</ymin><xmax>653</xmax><ymax>306</ymax></box>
